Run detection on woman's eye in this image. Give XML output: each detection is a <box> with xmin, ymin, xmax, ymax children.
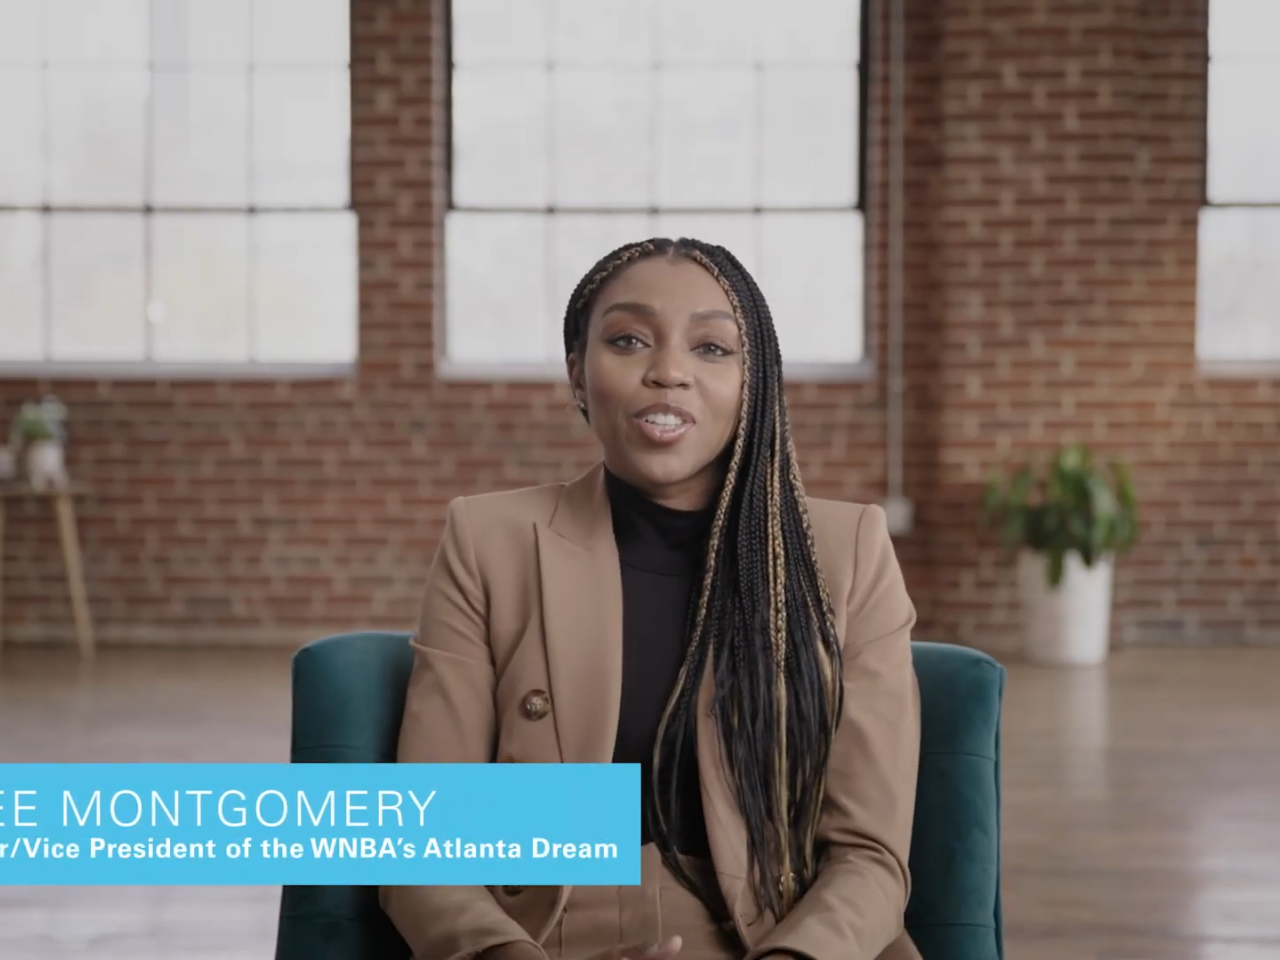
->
<box><xmin>608</xmin><ymin>334</ymin><xmax>645</xmax><ymax>349</ymax></box>
<box><xmin>696</xmin><ymin>342</ymin><xmax>733</xmax><ymax>357</ymax></box>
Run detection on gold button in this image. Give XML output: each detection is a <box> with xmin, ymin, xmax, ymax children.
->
<box><xmin>502</xmin><ymin>885</ymin><xmax>526</xmax><ymax>896</ymax></box>
<box><xmin>520</xmin><ymin>689</ymin><xmax>551</xmax><ymax>721</ymax></box>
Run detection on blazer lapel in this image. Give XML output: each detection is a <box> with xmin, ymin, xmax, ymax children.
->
<box><xmin>535</xmin><ymin>463</ymin><xmax>624</xmax><ymax>765</ymax></box>
<box><xmin>535</xmin><ymin>462</ymin><xmax>760</xmax><ymax>940</ymax></box>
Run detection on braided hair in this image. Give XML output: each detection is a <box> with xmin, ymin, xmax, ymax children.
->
<box><xmin>563</xmin><ymin>238</ymin><xmax>845</xmax><ymax>923</ymax></box>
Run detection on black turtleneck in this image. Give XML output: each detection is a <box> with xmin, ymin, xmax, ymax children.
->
<box><xmin>605</xmin><ymin>467</ymin><xmax>712</xmax><ymax>857</ymax></box>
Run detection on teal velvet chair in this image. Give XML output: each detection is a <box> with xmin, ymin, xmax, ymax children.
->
<box><xmin>275</xmin><ymin>632</ymin><xmax>1004</xmax><ymax>960</ymax></box>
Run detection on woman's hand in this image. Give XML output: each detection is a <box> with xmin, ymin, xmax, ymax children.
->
<box><xmin>477</xmin><ymin>935</ymin><xmax>682</xmax><ymax>960</ymax></box>
<box><xmin>477</xmin><ymin>942</ymin><xmax>546</xmax><ymax>960</ymax></box>
<box><xmin>606</xmin><ymin>935</ymin><xmax>683</xmax><ymax>960</ymax></box>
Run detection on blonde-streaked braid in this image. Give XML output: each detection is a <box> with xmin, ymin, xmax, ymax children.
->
<box><xmin>563</xmin><ymin>237</ymin><xmax>845</xmax><ymax>924</ymax></box>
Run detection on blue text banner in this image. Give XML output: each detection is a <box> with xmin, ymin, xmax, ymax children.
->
<box><xmin>0</xmin><ymin>763</ymin><xmax>640</xmax><ymax>886</ymax></box>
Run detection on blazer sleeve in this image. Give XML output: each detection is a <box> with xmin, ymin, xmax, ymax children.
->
<box><xmin>745</xmin><ymin>503</ymin><xmax>921</xmax><ymax>960</ymax></box>
<box><xmin>379</xmin><ymin>497</ymin><xmax>547</xmax><ymax>960</ymax></box>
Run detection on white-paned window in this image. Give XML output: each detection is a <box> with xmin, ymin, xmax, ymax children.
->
<box><xmin>0</xmin><ymin>0</ymin><xmax>356</xmax><ymax>376</ymax></box>
<box><xmin>1198</xmin><ymin>0</ymin><xmax>1280</xmax><ymax>371</ymax></box>
<box><xmin>442</xmin><ymin>0</ymin><xmax>868</xmax><ymax>379</ymax></box>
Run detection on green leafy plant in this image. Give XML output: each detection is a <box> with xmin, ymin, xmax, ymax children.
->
<box><xmin>981</xmin><ymin>444</ymin><xmax>1138</xmax><ymax>587</ymax></box>
<box><xmin>10</xmin><ymin>397</ymin><xmax>68</xmax><ymax>447</ymax></box>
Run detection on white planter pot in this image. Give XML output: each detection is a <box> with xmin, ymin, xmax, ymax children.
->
<box><xmin>1016</xmin><ymin>550</ymin><xmax>1114</xmax><ymax>666</ymax></box>
<box><xmin>26</xmin><ymin>440</ymin><xmax>68</xmax><ymax>492</ymax></box>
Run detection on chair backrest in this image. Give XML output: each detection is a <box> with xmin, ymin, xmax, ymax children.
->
<box><xmin>906</xmin><ymin>640</ymin><xmax>1005</xmax><ymax>960</ymax></box>
<box><xmin>276</xmin><ymin>631</ymin><xmax>415</xmax><ymax>960</ymax></box>
<box><xmin>275</xmin><ymin>633</ymin><xmax>1004</xmax><ymax>960</ymax></box>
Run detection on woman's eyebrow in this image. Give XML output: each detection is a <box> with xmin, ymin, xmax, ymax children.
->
<box><xmin>599</xmin><ymin>301</ymin><xmax>657</xmax><ymax>320</ymax></box>
<box><xmin>600</xmin><ymin>303</ymin><xmax>736</xmax><ymax>324</ymax></box>
<box><xmin>690</xmin><ymin>309</ymin><xmax>736</xmax><ymax>323</ymax></box>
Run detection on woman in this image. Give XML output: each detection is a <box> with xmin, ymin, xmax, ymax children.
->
<box><xmin>380</xmin><ymin>238</ymin><xmax>922</xmax><ymax>960</ymax></box>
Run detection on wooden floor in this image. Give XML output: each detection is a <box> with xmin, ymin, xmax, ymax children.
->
<box><xmin>0</xmin><ymin>648</ymin><xmax>293</xmax><ymax>960</ymax></box>
<box><xmin>999</xmin><ymin>648</ymin><xmax>1280</xmax><ymax>960</ymax></box>
<box><xmin>1</xmin><ymin>645</ymin><xmax>1278</xmax><ymax>959</ymax></box>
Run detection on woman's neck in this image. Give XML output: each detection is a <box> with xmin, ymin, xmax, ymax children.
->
<box><xmin>604</xmin><ymin>467</ymin><xmax>716</xmax><ymax>576</ymax></box>
<box><xmin>602</xmin><ymin>462</ymin><xmax>724</xmax><ymax>512</ymax></box>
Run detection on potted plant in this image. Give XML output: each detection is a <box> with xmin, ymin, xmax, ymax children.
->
<box><xmin>982</xmin><ymin>444</ymin><xmax>1138</xmax><ymax>666</ymax></box>
<box><xmin>10</xmin><ymin>396</ymin><xmax>70</xmax><ymax>492</ymax></box>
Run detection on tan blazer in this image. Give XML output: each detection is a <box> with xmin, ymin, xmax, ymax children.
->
<box><xmin>381</xmin><ymin>463</ymin><xmax>923</xmax><ymax>960</ymax></box>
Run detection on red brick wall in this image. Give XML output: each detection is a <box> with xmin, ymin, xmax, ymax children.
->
<box><xmin>3</xmin><ymin>0</ymin><xmax>1275</xmax><ymax>651</ymax></box>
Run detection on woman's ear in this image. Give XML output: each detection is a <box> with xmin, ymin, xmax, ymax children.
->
<box><xmin>565</xmin><ymin>353</ymin><xmax>588</xmax><ymax>416</ymax></box>
<box><xmin>565</xmin><ymin>353</ymin><xmax>584</xmax><ymax>398</ymax></box>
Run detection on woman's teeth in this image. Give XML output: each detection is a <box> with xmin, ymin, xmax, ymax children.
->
<box><xmin>643</xmin><ymin>413</ymin><xmax>684</xmax><ymax>426</ymax></box>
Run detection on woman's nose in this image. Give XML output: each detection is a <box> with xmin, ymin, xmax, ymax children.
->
<box><xmin>643</xmin><ymin>348</ymin><xmax>693</xmax><ymax>389</ymax></box>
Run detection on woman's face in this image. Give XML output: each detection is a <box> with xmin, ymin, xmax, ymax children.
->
<box><xmin>568</xmin><ymin>256</ymin><xmax>745</xmax><ymax>511</ymax></box>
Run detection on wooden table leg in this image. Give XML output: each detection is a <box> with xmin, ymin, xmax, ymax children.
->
<box><xmin>53</xmin><ymin>493</ymin><xmax>94</xmax><ymax>659</ymax></box>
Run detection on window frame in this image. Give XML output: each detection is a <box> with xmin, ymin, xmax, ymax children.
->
<box><xmin>1195</xmin><ymin>0</ymin><xmax>1280</xmax><ymax>378</ymax></box>
<box><xmin>0</xmin><ymin>0</ymin><xmax>358</xmax><ymax>381</ymax></box>
<box><xmin>433</xmin><ymin>0</ymin><xmax>876</xmax><ymax>384</ymax></box>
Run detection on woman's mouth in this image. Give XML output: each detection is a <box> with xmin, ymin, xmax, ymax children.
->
<box><xmin>633</xmin><ymin>406</ymin><xmax>695</xmax><ymax>444</ymax></box>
